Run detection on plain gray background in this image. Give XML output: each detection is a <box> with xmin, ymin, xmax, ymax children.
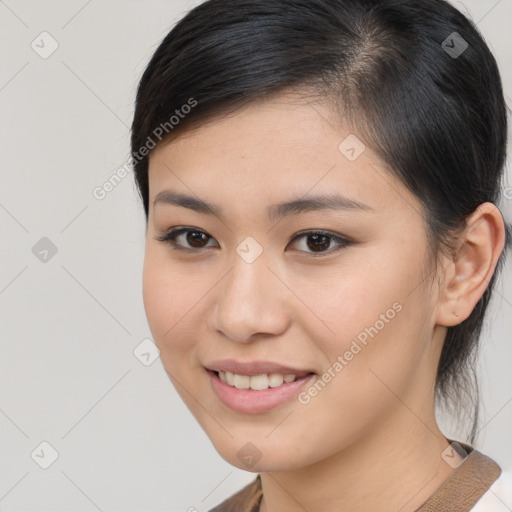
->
<box><xmin>1</xmin><ymin>1</ymin><xmax>511</xmax><ymax>510</ymax></box>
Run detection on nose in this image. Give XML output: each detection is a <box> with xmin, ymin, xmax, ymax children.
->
<box><xmin>208</xmin><ymin>252</ymin><xmax>290</xmax><ymax>343</ymax></box>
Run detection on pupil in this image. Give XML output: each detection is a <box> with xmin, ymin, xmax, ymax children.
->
<box><xmin>308</xmin><ymin>234</ymin><xmax>329</xmax><ymax>252</ymax></box>
<box><xmin>187</xmin><ymin>231</ymin><xmax>207</xmax><ymax>247</ymax></box>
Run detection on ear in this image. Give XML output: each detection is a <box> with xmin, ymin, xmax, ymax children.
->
<box><xmin>436</xmin><ymin>202</ymin><xmax>506</xmax><ymax>327</ymax></box>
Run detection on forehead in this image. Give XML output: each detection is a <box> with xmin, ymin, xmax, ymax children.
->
<box><xmin>147</xmin><ymin>94</ymin><xmax>419</xmax><ymax>219</ymax></box>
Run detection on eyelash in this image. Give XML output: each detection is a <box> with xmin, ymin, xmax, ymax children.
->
<box><xmin>155</xmin><ymin>227</ymin><xmax>351</xmax><ymax>256</ymax></box>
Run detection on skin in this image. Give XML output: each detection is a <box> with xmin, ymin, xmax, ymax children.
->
<box><xmin>142</xmin><ymin>92</ymin><xmax>506</xmax><ymax>512</ymax></box>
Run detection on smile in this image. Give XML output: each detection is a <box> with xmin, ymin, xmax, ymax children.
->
<box><xmin>207</xmin><ymin>369</ymin><xmax>316</xmax><ymax>414</ymax></box>
<box><xmin>218</xmin><ymin>371</ymin><xmax>297</xmax><ymax>390</ymax></box>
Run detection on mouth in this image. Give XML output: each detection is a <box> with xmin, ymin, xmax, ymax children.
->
<box><xmin>205</xmin><ymin>365</ymin><xmax>317</xmax><ymax>414</ymax></box>
<box><xmin>214</xmin><ymin>370</ymin><xmax>310</xmax><ymax>390</ymax></box>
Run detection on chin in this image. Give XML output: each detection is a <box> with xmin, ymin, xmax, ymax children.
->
<box><xmin>206</xmin><ymin>432</ymin><xmax>311</xmax><ymax>473</ymax></box>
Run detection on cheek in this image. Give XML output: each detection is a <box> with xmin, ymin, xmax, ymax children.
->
<box><xmin>142</xmin><ymin>248</ymin><xmax>198</xmax><ymax>356</ymax></box>
<box><xmin>298</xmin><ymin>244</ymin><xmax>434</xmax><ymax>397</ymax></box>
<box><xmin>291</xmin><ymin>248</ymin><xmax>418</xmax><ymax>349</ymax></box>
<box><xmin>142</xmin><ymin>252</ymin><xmax>171</xmax><ymax>339</ymax></box>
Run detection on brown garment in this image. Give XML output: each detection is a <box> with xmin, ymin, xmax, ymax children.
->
<box><xmin>209</xmin><ymin>442</ymin><xmax>501</xmax><ymax>511</ymax></box>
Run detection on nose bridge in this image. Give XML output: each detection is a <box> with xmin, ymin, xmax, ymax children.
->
<box><xmin>210</xmin><ymin>239</ymin><xmax>288</xmax><ymax>342</ymax></box>
<box><xmin>227</xmin><ymin>234</ymin><xmax>269</xmax><ymax>301</ymax></box>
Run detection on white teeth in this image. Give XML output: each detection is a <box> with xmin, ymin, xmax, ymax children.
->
<box><xmin>268</xmin><ymin>373</ymin><xmax>284</xmax><ymax>387</ymax></box>
<box><xmin>217</xmin><ymin>371</ymin><xmax>298</xmax><ymax>390</ymax></box>
<box><xmin>234</xmin><ymin>374</ymin><xmax>250</xmax><ymax>389</ymax></box>
<box><xmin>249</xmin><ymin>374</ymin><xmax>269</xmax><ymax>391</ymax></box>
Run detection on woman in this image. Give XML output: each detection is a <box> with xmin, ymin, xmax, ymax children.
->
<box><xmin>130</xmin><ymin>0</ymin><xmax>511</xmax><ymax>510</ymax></box>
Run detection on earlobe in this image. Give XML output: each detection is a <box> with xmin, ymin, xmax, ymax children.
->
<box><xmin>436</xmin><ymin>202</ymin><xmax>506</xmax><ymax>327</ymax></box>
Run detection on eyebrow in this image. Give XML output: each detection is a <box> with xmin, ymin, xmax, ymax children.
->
<box><xmin>153</xmin><ymin>189</ymin><xmax>374</xmax><ymax>222</ymax></box>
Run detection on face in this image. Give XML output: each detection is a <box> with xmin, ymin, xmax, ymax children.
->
<box><xmin>143</xmin><ymin>93</ymin><xmax>445</xmax><ymax>472</ymax></box>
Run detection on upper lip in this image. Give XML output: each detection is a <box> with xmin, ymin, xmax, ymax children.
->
<box><xmin>206</xmin><ymin>359</ymin><xmax>315</xmax><ymax>377</ymax></box>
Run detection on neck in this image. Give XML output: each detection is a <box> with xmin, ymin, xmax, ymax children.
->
<box><xmin>259</xmin><ymin>406</ymin><xmax>454</xmax><ymax>512</ymax></box>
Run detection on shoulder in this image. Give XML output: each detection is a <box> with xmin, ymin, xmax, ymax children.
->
<box><xmin>471</xmin><ymin>470</ymin><xmax>512</xmax><ymax>511</ymax></box>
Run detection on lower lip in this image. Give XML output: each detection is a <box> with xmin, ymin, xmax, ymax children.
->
<box><xmin>207</xmin><ymin>370</ymin><xmax>316</xmax><ymax>414</ymax></box>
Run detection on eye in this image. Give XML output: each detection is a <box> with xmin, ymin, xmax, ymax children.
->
<box><xmin>156</xmin><ymin>227</ymin><xmax>351</xmax><ymax>256</ymax></box>
<box><xmin>287</xmin><ymin>230</ymin><xmax>351</xmax><ymax>256</ymax></box>
<box><xmin>155</xmin><ymin>227</ymin><xmax>218</xmax><ymax>252</ymax></box>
